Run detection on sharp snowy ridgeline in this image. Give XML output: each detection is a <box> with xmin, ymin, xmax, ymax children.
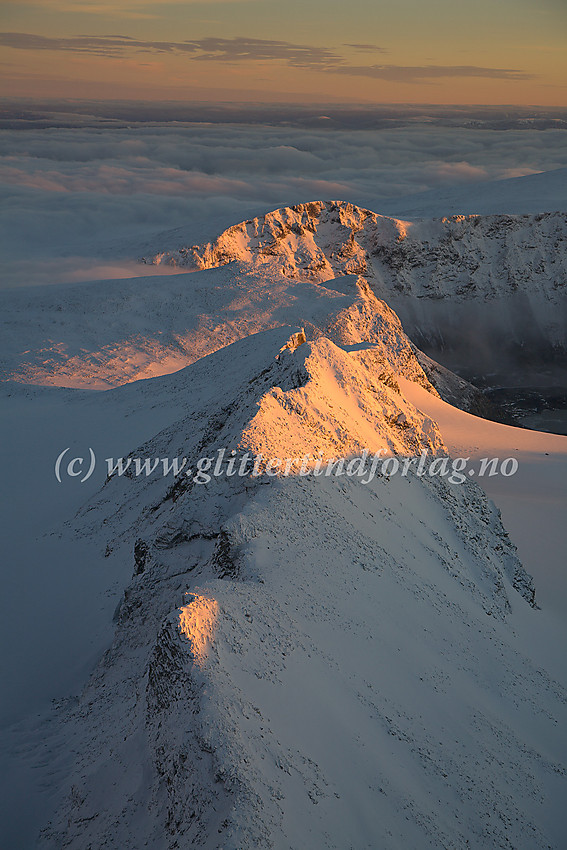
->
<box><xmin>146</xmin><ymin>200</ymin><xmax>567</xmax><ymax>370</ymax></box>
<box><xmin>36</xmin><ymin>325</ymin><xmax>564</xmax><ymax>850</ymax></box>
<box><xmin>1</xmin><ymin>201</ymin><xmax>566</xmax><ymax>849</ymax></box>
<box><xmin>2</xmin><ymin>201</ymin><xmax>566</xmax><ymax>392</ymax></box>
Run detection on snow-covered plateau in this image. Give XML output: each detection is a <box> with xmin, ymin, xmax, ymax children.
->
<box><xmin>0</xmin><ymin>200</ymin><xmax>566</xmax><ymax>849</ymax></box>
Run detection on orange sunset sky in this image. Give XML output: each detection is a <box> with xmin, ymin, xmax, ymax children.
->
<box><xmin>0</xmin><ymin>0</ymin><xmax>566</xmax><ymax>104</ymax></box>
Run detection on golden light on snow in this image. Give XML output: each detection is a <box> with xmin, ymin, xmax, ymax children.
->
<box><xmin>178</xmin><ymin>593</ymin><xmax>219</xmax><ymax>667</ymax></box>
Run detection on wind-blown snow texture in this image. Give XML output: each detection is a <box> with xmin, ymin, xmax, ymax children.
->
<box><xmin>0</xmin><ymin>269</ymin><xmax>433</xmax><ymax>392</ymax></box>
<box><xmin>32</xmin><ymin>326</ymin><xmax>566</xmax><ymax>850</ymax></box>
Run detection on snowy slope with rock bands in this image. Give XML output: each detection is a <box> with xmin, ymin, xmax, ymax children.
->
<box><xmin>2</xmin><ymin>200</ymin><xmax>564</xmax><ymax>395</ymax></box>
<box><xmin>0</xmin><ymin>271</ymin><xmax>431</xmax><ymax>393</ymax></box>
<box><xmin>148</xmin><ymin>200</ymin><xmax>567</xmax><ymax>374</ymax></box>
<box><xmin>31</xmin><ymin>327</ymin><xmax>567</xmax><ymax>850</ymax></box>
<box><xmin>0</xmin><ymin>263</ymin><xmax>502</xmax><ymax>421</ymax></box>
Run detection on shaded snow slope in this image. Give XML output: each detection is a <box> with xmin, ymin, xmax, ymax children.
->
<box><xmin>400</xmin><ymin>376</ymin><xmax>567</xmax><ymax>619</ymax></box>
<box><xmin>29</xmin><ymin>328</ymin><xmax>567</xmax><ymax>850</ymax></box>
<box><xmin>379</xmin><ymin>166</ymin><xmax>567</xmax><ymax>219</ymax></box>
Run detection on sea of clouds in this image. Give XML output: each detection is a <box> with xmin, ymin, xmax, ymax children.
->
<box><xmin>1</xmin><ymin>102</ymin><xmax>567</xmax><ymax>288</ymax></box>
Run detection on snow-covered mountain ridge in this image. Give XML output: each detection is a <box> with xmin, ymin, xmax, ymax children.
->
<box><xmin>4</xmin><ymin>198</ymin><xmax>565</xmax><ymax>414</ymax></box>
<box><xmin>34</xmin><ymin>325</ymin><xmax>564</xmax><ymax>850</ymax></box>
<box><xmin>147</xmin><ymin>200</ymin><xmax>567</xmax><ymax>372</ymax></box>
<box><xmin>0</xmin><ymin>271</ymin><xmax>430</xmax><ymax>390</ymax></box>
<box><xmin>72</xmin><ymin>327</ymin><xmax>446</xmax><ymax>546</ymax></box>
<box><xmin>148</xmin><ymin>201</ymin><xmax>566</xmax><ymax>303</ymax></box>
<box><xmin>0</xmin><ymin>263</ymin><xmax>504</xmax><ymax>421</ymax></box>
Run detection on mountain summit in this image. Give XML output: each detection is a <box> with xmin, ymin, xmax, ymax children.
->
<box><xmin>148</xmin><ymin>200</ymin><xmax>567</xmax><ymax>378</ymax></box>
<box><xmin>36</xmin><ymin>323</ymin><xmax>564</xmax><ymax>850</ymax></box>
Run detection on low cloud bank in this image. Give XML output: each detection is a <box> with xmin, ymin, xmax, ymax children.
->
<box><xmin>1</xmin><ymin>104</ymin><xmax>566</xmax><ymax>287</ymax></box>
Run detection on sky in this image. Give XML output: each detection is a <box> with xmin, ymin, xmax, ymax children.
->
<box><xmin>1</xmin><ymin>0</ymin><xmax>566</xmax><ymax>104</ymax></box>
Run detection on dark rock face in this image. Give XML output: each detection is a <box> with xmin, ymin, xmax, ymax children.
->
<box><xmin>134</xmin><ymin>538</ymin><xmax>150</xmax><ymax>575</ymax></box>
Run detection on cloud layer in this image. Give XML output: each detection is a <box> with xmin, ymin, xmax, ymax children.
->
<box><xmin>1</xmin><ymin>105</ymin><xmax>566</xmax><ymax>287</ymax></box>
<box><xmin>0</xmin><ymin>32</ymin><xmax>531</xmax><ymax>81</ymax></box>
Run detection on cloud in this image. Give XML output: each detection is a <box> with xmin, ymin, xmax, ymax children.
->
<box><xmin>0</xmin><ymin>162</ymin><xmax>267</xmax><ymax>196</ymax></box>
<box><xmin>2</xmin><ymin>0</ymin><xmax>257</xmax><ymax>19</ymax></box>
<box><xmin>343</xmin><ymin>43</ymin><xmax>387</xmax><ymax>53</ymax></box>
<box><xmin>0</xmin><ymin>33</ymin><xmax>342</xmax><ymax>68</ymax></box>
<box><xmin>330</xmin><ymin>64</ymin><xmax>533</xmax><ymax>82</ymax></box>
<box><xmin>0</xmin><ymin>257</ymin><xmax>191</xmax><ymax>288</ymax></box>
<box><xmin>1</xmin><ymin>110</ymin><xmax>566</xmax><ymax>289</ymax></box>
<box><xmin>188</xmin><ymin>37</ymin><xmax>341</xmax><ymax>68</ymax></box>
<box><xmin>0</xmin><ymin>33</ymin><xmax>531</xmax><ymax>80</ymax></box>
